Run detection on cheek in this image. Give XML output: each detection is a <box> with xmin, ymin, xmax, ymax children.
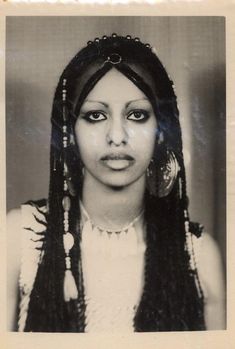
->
<box><xmin>129</xmin><ymin>124</ymin><xmax>157</xmax><ymax>155</ymax></box>
<box><xmin>75</xmin><ymin>123</ymin><xmax>102</xmax><ymax>154</ymax></box>
<box><xmin>74</xmin><ymin>126</ymin><xmax>94</xmax><ymax>167</ymax></box>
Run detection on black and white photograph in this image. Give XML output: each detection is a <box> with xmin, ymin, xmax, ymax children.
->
<box><xmin>5</xmin><ymin>16</ymin><xmax>226</xmax><ymax>334</ymax></box>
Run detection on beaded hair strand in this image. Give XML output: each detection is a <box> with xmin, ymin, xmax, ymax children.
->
<box><xmin>25</xmin><ymin>34</ymin><xmax>205</xmax><ymax>332</ymax></box>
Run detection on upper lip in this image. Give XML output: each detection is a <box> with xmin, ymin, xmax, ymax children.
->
<box><xmin>101</xmin><ymin>153</ymin><xmax>134</xmax><ymax>161</ymax></box>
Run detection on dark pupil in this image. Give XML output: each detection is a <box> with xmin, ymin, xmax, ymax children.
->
<box><xmin>93</xmin><ymin>113</ymin><xmax>100</xmax><ymax>119</ymax></box>
<box><xmin>134</xmin><ymin>111</ymin><xmax>142</xmax><ymax>118</ymax></box>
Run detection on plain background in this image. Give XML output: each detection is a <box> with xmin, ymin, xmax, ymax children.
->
<box><xmin>6</xmin><ymin>16</ymin><xmax>226</xmax><ymax>268</ymax></box>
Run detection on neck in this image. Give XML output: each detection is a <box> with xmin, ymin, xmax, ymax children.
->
<box><xmin>81</xmin><ymin>173</ymin><xmax>146</xmax><ymax>230</ymax></box>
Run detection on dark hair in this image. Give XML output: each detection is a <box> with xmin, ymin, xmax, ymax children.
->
<box><xmin>24</xmin><ymin>34</ymin><xmax>205</xmax><ymax>332</ymax></box>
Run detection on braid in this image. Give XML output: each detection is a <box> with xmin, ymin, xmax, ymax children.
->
<box><xmin>134</xmin><ymin>181</ymin><xmax>205</xmax><ymax>331</ymax></box>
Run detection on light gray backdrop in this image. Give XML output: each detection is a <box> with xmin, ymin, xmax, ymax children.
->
<box><xmin>6</xmin><ymin>16</ymin><xmax>226</xmax><ymax>266</ymax></box>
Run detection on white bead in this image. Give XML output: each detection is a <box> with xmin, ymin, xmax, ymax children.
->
<box><xmin>63</xmin><ymin>232</ymin><xmax>74</xmax><ymax>252</ymax></box>
<box><xmin>185</xmin><ymin>221</ymin><xmax>189</xmax><ymax>233</ymax></box>
<box><xmin>64</xmin><ymin>163</ymin><xmax>68</xmax><ymax>174</ymax></box>
<box><xmin>152</xmin><ymin>47</ymin><xmax>158</xmax><ymax>55</ymax></box>
<box><xmin>62</xmin><ymin>196</ymin><xmax>71</xmax><ymax>211</ymax></box>
<box><xmin>65</xmin><ymin>256</ymin><xmax>71</xmax><ymax>269</ymax></box>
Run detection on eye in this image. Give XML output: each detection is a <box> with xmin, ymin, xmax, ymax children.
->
<box><xmin>82</xmin><ymin>111</ymin><xmax>107</xmax><ymax>123</ymax></box>
<box><xmin>127</xmin><ymin>110</ymin><xmax>150</xmax><ymax>122</ymax></box>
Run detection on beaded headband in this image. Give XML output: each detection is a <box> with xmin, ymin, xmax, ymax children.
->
<box><xmin>86</xmin><ymin>34</ymin><xmax>162</xmax><ymax>72</ymax></box>
<box><xmin>87</xmin><ymin>33</ymin><xmax>152</xmax><ymax>49</ymax></box>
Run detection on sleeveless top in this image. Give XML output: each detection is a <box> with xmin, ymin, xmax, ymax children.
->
<box><xmin>18</xmin><ymin>200</ymin><xmax>205</xmax><ymax>332</ymax></box>
<box><xmin>18</xmin><ymin>200</ymin><xmax>146</xmax><ymax>332</ymax></box>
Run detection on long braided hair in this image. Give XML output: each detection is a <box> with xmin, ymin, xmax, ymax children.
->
<box><xmin>24</xmin><ymin>34</ymin><xmax>205</xmax><ymax>332</ymax></box>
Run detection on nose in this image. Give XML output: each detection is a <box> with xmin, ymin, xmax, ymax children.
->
<box><xmin>106</xmin><ymin>118</ymin><xmax>128</xmax><ymax>146</ymax></box>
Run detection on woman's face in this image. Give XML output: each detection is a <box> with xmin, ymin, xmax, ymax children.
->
<box><xmin>75</xmin><ymin>68</ymin><xmax>157</xmax><ymax>189</ymax></box>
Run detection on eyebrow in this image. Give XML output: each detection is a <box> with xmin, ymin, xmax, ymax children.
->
<box><xmin>82</xmin><ymin>100</ymin><xmax>108</xmax><ymax>108</ymax></box>
<box><xmin>125</xmin><ymin>98</ymin><xmax>149</xmax><ymax>108</ymax></box>
<box><xmin>82</xmin><ymin>98</ymin><xmax>149</xmax><ymax>108</ymax></box>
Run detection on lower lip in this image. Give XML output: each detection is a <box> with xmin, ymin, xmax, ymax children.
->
<box><xmin>101</xmin><ymin>159</ymin><xmax>135</xmax><ymax>170</ymax></box>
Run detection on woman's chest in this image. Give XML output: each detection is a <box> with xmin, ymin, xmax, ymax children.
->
<box><xmin>81</xmin><ymin>222</ymin><xmax>146</xmax><ymax>332</ymax></box>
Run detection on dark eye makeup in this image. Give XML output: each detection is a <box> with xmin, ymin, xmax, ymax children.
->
<box><xmin>127</xmin><ymin>109</ymin><xmax>150</xmax><ymax>122</ymax></box>
<box><xmin>80</xmin><ymin>111</ymin><xmax>107</xmax><ymax>123</ymax></box>
<box><xmin>79</xmin><ymin>109</ymin><xmax>151</xmax><ymax>124</ymax></box>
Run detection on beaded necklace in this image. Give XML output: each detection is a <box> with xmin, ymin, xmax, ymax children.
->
<box><xmin>79</xmin><ymin>200</ymin><xmax>145</xmax><ymax>236</ymax></box>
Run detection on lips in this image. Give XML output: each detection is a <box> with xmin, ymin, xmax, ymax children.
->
<box><xmin>100</xmin><ymin>153</ymin><xmax>135</xmax><ymax>170</ymax></box>
<box><xmin>101</xmin><ymin>153</ymin><xmax>134</xmax><ymax>161</ymax></box>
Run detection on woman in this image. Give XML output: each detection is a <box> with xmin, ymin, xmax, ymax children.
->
<box><xmin>7</xmin><ymin>34</ymin><xmax>225</xmax><ymax>332</ymax></box>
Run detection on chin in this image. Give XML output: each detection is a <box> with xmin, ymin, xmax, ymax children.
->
<box><xmin>99</xmin><ymin>171</ymin><xmax>144</xmax><ymax>189</ymax></box>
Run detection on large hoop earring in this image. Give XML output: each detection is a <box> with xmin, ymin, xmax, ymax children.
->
<box><xmin>146</xmin><ymin>150</ymin><xmax>180</xmax><ymax>197</ymax></box>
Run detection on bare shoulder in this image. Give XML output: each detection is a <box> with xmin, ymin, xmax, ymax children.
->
<box><xmin>7</xmin><ymin>203</ymin><xmax>47</xmax><ymax>331</ymax></box>
<box><xmin>200</xmin><ymin>232</ymin><xmax>223</xmax><ymax>260</ymax></box>
<box><xmin>7</xmin><ymin>208</ymin><xmax>22</xmax><ymax>278</ymax></box>
<box><xmin>7</xmin><ymin>208</ymin><xmax>22</xmax><ymax>243</ymax></box>
<box><xmin>197</xmin><ymin>233</ymin><xmax>224</xmax><ymax>289</ymax></box>
<box><xmin>7</xmin><ymin>208</ymin><xmax>21</xmax><ymax>224</ymax></box>
<box><xmin>7</xmin><ymin>208</ymin><xmax>22</xmax><ymax>331</ymax></box>
<box><xmin>7</xmin><ymin>203</ymin><xmax>47</xmax><ymax>276</ymax></box>
<box><xmin>7</xmin><ymin>208</ymin><xmax>22</xmax><ymax>268</ymax></box>
<box><xmin>195</xmin><ymin>232</ymin><xmax>226</xmax><ymax>330</ymax></box>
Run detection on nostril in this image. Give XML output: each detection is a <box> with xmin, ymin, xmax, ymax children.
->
<box><xmin>107</xmin><ymin>136</ymin><xmax>127</xmax><ymax>147</ymax></box>
<box><xmin>106</xmin><ymin>122</ymin><xmax>128</xmax><ymax>146</ymax></box>
<box><xmin>106</xmin><ymin>134</ymin><xmax>127</xmax><ymax>146</ymax></box>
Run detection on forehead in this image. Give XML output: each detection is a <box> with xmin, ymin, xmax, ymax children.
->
<box><xmin>83</xmin><ymin>68</ymin><xmax>149</xmax><ymax>104</ymax></box>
